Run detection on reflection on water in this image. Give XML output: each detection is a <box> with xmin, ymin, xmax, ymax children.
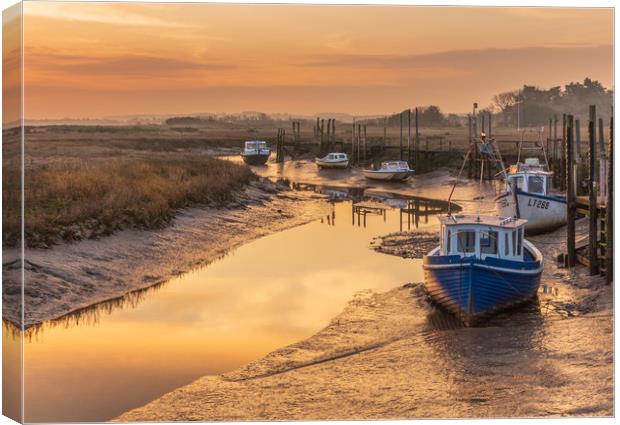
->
<box><xmin>14</xmin><ymin>199</ymin><xmax>443</xmax><ymax>423</ymax></box>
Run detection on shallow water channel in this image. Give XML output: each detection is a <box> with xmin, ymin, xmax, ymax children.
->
<box><xmin>13</xmin><ymin>198</ymin><xmax>441</xmax><ymax>422</ymax></box>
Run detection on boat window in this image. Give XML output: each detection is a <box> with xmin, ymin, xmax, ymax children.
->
<box><xmin>504</xmin><ymin>232</ymin><xmax>510</xmax><ymax>256</ymax></box>
<box><xmin>517</xmin><ymin>229</ymin><xmax>523</xmax><ymax>256</ymax></box>
<box><xmin>480</xmin><ymin>231</ymin><xmax>498</xmax><ymax>255</ymax></box>
<box><xmin>528</xmin><ymin>175</ymin><xmax>545</xmax><ymax>194</ymax></box>
<box><xmin>509</xmin><ymin>176</ymin><xmax>525</xmax><ymax>192</ymax></box>
<box><xmin>457</xmin><ymin>230</ymin><xmax>476</xmax><ymax>253</ymax></box>
<box><xmin>512</xmin><ymin>230</ymin><xmax>517</xmax><ymax>255</ymax></box>
<box><xmin>446</xmin><ymin>229</ymin><xmax>451</xmax><ymax>254</ymax></box>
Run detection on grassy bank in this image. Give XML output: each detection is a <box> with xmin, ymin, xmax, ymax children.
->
<box><xmin>3</xmin><ymin>156</ymin><xmax>255</xmax><ymax>248</ymax></box>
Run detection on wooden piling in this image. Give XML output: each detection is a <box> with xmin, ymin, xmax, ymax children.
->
<box><xmin>566</xmin><ymin>115</ymin><xmax>576</xmax><ymax>267</ymax></box>
<box><xmin>315</xmin><ymin>117</ymin><xmax>320</xmax><ymax>140</ymax></box>
<box><xmin>326</xmin><ymin>119</ymin><xmax>331</xmax><ymax>152</ymax></box>
<box><xmin>598</xmin><ymin>118</ymin><xmax>608</xmax><ymax>204</ymax></box>
<box><xmin>319</xmin><ymin>119</ymin><xmax>325</xmax><ymax>156</ymax></box>
<box><xmin>352</xmin><ymin>119</ymin><xmax>356</xmax><ymax>164</ymax></box>
<box><xmin>560</xmin><ymin>114</ymin><xmax>567</xmax><ymax>191</ymax></box>
<box><xmin>415</xmin><ymin>107</ymin><xmax>419</xmax><ymax>170</ymax></box>
<box><xmin>575</xmin><ymin>119</ymin><xmax>583</xmax><ymax>195</ymax></box>
<box><xmin>407</xmin><ymin>109</ymin><xmax>412</xmax><ymax>166</ymax></box>
<box><xmin>399</xmin><ymin>112</ymin><xmax>403</xmax><ymax>161</ymax></box>
<box><xmin>551</xmin><ymin>116</ymin><xmax>558</xmax><ymax>188</ymax></box>
<box><xmin>588</xmin><ymin>105</ymin><xmax>598</xmax><ymax>275</ymax></box>
<box><xmin>363</xmin><ymin>125</ymin><xmax>367</xmax><ymax>161</ymax></box>
<box><xmin>467</xmin><ymin>115</ymin><xmax>473</xmax><ymax>178</ymax></box>
<box><xmin>606</xmin><ymin>112</ymin><xmax>613</xmax><ymax>284</ymax></box>
<box><xmin>357</xmin><ymin>124</ymin><xmax>362</xmax><ymax>164</ymax></box>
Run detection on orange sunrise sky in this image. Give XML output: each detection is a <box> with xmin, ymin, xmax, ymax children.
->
<box><xmin>12</xmin><ymin>3</ymin><xmax>615</xmax><ymax>119</ymax></box>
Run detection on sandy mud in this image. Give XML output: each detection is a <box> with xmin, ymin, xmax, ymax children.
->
<box><xmin>2</xmin><ymin>179</ymin><xmax>330</xmax><ymax>328</ymax></box>
<box><xmin>117</xmin><ymin>284</ymin><xmax>612</xmax><ymax>421</ymax></box>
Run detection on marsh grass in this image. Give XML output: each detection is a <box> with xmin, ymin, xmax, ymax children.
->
<box><xmin>3</xmin><ymin>156</ymin><xmax>255</xmax><ymax>248</ymax></box>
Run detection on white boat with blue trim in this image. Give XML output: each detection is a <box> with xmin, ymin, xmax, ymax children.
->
<box><xmin>423</xmin><ymin>214</ymin><xmax>543</xmax><ymax>325</ymax></box>
<box><xmin>316</xmin><ymin>152</ymin><xmax>349</xmax><ymax>169</ymax></box>
<box><xmin>363</xmin><ymin>161</ymin><xmax>413</xmax><ymax>181</ymax></box>
<box><xmin>495</xmin><ymin>158</ymin><xmax>566</xmax><ymax>234</ymax></box>
<box><xmin>241</xmin><ymin>140</ymin><xmax>271</xmax><ymax>165</ymax></box>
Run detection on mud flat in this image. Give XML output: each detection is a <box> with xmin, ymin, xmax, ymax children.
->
<box><xmin>2</xmin><ymin>179</ymin><xmax>330</xmax><ymax>328</ymax></box>
<box><xmin>117</xmin><ymin>219</ymin><xmax>612</xmax><ymax>421</ymax></box>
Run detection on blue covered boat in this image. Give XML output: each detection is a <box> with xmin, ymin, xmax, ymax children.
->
<box><xmin>423</xmin><ymin>214</ymin><xmax>543</xmax><ymax>325</ymax></box>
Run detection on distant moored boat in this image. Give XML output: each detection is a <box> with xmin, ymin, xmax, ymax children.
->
<box><xmin>241</xmin><ymin>140</ymin><xmax>271</xmax><ymax>165</ymax></box>
<box><xmin>316</xmin><ymin>152</ymin><xmax>349</xmax><ymax>169</ymax></box>
<box><xmin>363</xmin><ymin>161</ymin><xmax>413</xmax><ymax>181</ymax></box>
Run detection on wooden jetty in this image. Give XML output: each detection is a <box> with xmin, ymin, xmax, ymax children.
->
<box><xmin>561</xmin><ymin>105</ymin><xmax>613</xmax><ymax>284</ymax></box>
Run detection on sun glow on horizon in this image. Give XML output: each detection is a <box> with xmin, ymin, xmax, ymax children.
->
<box><xmin>11</xmin><ymin>3</ymin><xmax>614</xmax><ymax>120</ymax></box>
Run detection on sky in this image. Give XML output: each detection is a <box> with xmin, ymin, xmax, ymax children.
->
<box><xmin>11</xmin><ymin>3</ymin><xmax>616</xmax><ymax>120</ymax></box>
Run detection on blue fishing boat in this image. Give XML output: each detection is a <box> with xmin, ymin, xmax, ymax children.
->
<box><xmin>423</xmin><ymin>214</ymin><xmax>543</xmax><ymax>325</ymax></box>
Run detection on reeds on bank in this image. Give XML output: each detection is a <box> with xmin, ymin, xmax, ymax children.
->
<box><xmin>3</xmin><ymin>156</ymin><xmax>255</xmax><ymax>248</ymax></box>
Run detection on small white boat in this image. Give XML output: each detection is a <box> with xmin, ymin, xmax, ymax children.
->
<box><xmin>316</xmin><ymin>153</ymin><xmax>349</xmax><ymax>169</ymax></box>
<box><xmin>363</xmin><ymin>161</ymin><xmax>413</xmax><ymax>181</ymax></box>
<box><xmin>495</xmin><ymin>158</ymin><xmax>566</xmax><ymax>234</ymax></box>
<box><xmin>241</xmin><ymin>141</ymin><xmax>270</xmax><ymax>165</ymax></box>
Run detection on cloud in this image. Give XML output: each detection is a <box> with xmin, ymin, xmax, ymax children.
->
<box><xmin>25</xmin><ymin>2</ymin><xmax>194</xmax><ymax>28</ymax></box>
<box><xmin>299</xmin><ymin>45</ymin><xmax>613</xmax><ymax>70</ymax></box>
<box><xmin>26</xmin><ymin>50</ymin><xmax>235</xmax><ymax>78</ymax></box>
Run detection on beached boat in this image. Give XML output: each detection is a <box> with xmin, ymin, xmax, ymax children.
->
<box><xmin>241</xmin><ymin>140</ymin><xmax>271</xmax><ymax>165</ymax></box>
<box><xmin>316</xmin><ymin>153</ymin><xmax>349</xmax><ymax>169</ymax></box>
<box><xmin>423</xmin><ymin>214</ymin><xmax>543</xmax><ymax>325</ymax></box>
<box><xmin>494</xmin><ymin>158</ymin><xmax>566</xmax><ymax>234</ymax></box>
<box><xmin>363</xmin><ymin>161</ymin><xmax>412</xmax><ymax>181</ymax></box>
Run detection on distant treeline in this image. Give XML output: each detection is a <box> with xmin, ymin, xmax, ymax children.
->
<box><xmin>166</xmin><ymin>112</ymin><xmax>278</xmax><ymax>126</ymax></box>
<box><xmin>492</xmin><ymin>78</ymin><xmax>613</xmax><ymax>127</ymax></box>
<box><xmin>163</xmin><ymin>77</ymin><xmax>612</xmax><ymax>129</ymax></box>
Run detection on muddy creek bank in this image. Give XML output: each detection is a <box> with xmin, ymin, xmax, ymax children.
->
<box><xmin>2</xmin><ymin>179</ymin><xmax>329</xmax><ymax>328</ymax></box>
<box><xmin>13</xmin><ymin>192</ymin><xmax>447</xmax><ymax>422</ymax></box>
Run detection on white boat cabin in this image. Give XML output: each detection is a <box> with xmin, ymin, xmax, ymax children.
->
<box><xmin>244</xmin><ymin>141</ymin><xmax>269</xmax><ymax>153</ymax></box>
<box><xmin>439</xmin><ymin>214</ymin><xmax>528</xmax><ymax>261</ymax></box>
<box><xmin>504</xmin><ymin>159</ymin><xmax>552</xmax><ymax>196</ymax></box>
<box><xmin>379</xmin><ymin>161</ymin><xmax>410</xmax><ymax>170</ymax></box>
<box><xmin>324</xmin><ymin>153</ymin><xmax>348</xmax><ymax>161</ymax></box>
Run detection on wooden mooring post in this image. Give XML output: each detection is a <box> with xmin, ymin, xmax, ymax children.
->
<box><xmin>399</xmin><ymin>112</ymin><xmax>403</xmax><ymax>161</ymax></box>
<box><xmin>588</xmin><ymin>105</ymin><xmax>598</xmax><ymax>275</ymax></box>
<box><xmin>553</xmin><ymin>115</ymin><xmax>558</xmax><ymax>188</ymax></box>
<box><xmin>575</xmin><ymin>119</ymin><xmax>583</xmax><ymax>195</ymax></box>
<box><xmin>606</xmin><ymin>111</ymin><xmax>613</xmax><ymax>284</ymax></box>
<box><xmin>407</xmin><ymin>109</ymin><xmax>412</xmax><ymax>167</ymax></box>
<box><xmin>598</xmin><ymin>117</ymin><xmax>608</xmax><ymax>205</ymax></box>
<box><xmin>566</xmin><ymin>115</ymin><xmax>576</xmax><ymax>267</ymax></box>
<box><xmin>415</xmin><ymin>107</ymin><xmax>419</xmax><ymax>171</ymax></box>
<box><xmin>275</xmin><ymin>128</ymin><xmax>285</xmax><ymax>163</ymax></box>
<box><xmin>363</xmin><ymin>125</ymin><xmax>367</xmax><ymax>161</ymax></box>
<box><xmin>560</xmin><ymin>114</ymin><xmax>567</xmax><ymax>191</ymax></box>
<box><xmin>468</xmin><ymin>115</ymin><xmax>473</xmax><ymax>178</ymax></box>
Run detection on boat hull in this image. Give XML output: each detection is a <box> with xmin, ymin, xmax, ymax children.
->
<box><xmin>242</xmin><ymin>152</ymin><xmax>270</xmax><ymax>165</ymax></box>
<box><xmin>423</xmin><ymin>246</ymin><xmax>542</xmax><ymax>325</ymax></box>
<box><xmin>363</xmin><ymin>170</ymin><xmax>411</xmax><ymax>181</ymax></box>
<box><xmin>316</xmin><ymin>158</ymin><xmax>349</xmax><ymax>169</ymax></box>
<box><xmin>495</xmin><ymin>191</ymin><xmax>566</xmax><ymax>234</ymax></box>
